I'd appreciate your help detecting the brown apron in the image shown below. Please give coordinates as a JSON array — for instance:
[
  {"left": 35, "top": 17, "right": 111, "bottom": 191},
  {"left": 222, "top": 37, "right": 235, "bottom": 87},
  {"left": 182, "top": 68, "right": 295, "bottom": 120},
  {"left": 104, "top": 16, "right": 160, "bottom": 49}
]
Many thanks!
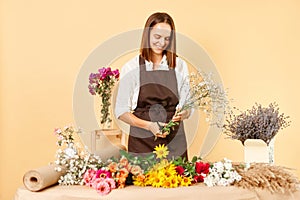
[{"left": 128, "top": 55, "right": 188, "bottom": 159}]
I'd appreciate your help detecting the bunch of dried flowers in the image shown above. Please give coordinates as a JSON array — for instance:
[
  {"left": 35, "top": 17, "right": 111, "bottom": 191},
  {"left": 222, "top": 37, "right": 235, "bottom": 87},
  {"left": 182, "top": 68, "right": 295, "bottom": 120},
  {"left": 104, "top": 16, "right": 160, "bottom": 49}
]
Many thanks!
[
  {"left": 223, "top": 102, "right": 291, "bottom": 145},
  {"left": 234, "top": 163, "right": 299, "bottom": 193}
]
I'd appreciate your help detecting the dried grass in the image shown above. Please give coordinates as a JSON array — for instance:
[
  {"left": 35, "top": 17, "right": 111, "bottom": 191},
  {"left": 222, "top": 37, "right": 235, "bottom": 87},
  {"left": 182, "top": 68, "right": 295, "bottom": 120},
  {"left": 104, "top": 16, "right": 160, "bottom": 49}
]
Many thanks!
[{"left": 233, "top": 163, "right": 299, "bottom": 194}]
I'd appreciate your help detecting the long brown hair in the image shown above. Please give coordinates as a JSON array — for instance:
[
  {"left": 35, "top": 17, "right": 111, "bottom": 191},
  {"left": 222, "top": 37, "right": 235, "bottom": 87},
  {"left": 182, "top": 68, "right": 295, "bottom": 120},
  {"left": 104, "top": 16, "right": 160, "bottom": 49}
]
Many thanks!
[{"left": 140, "top": 12, "right": 177, "bottom": 68}]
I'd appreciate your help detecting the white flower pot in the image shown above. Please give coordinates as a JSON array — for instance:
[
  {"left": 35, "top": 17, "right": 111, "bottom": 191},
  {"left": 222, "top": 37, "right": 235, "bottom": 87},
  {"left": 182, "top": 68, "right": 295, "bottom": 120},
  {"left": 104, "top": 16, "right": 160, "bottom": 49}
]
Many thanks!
[{"left": 244, "top": 139, "right": 274, "bottom": 164}]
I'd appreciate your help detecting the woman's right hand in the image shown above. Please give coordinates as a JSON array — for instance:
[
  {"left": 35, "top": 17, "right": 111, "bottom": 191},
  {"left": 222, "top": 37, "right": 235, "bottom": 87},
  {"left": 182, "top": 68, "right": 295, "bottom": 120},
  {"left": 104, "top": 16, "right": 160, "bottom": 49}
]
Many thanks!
[{"left": 148, "top": 122, "right": 167, "bottom": 138}]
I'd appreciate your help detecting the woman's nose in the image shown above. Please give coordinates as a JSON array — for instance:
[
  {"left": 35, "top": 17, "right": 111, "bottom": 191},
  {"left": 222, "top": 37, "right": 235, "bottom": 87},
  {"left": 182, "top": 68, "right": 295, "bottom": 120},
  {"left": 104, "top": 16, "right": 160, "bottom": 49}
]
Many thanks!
[{"left": 158, "top": 38, "right": 166, "bottom": 46}]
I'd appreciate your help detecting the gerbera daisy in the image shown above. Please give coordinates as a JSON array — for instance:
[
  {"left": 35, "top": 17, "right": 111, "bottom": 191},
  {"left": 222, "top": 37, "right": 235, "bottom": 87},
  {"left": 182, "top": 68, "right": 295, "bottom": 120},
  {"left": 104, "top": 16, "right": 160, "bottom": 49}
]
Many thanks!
[
  {"left": 96, "top": 169, "right": 111, "bottom": 179},
  {"left": 153, "top": 144, "right": 169, "bottom": 159}
]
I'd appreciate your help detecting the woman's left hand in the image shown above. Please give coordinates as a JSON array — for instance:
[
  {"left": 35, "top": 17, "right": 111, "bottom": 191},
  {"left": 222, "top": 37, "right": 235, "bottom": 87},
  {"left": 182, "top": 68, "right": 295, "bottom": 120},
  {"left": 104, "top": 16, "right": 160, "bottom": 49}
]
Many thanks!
[{"left": 172, "top": 109, "right": 190, "bottom": 122}]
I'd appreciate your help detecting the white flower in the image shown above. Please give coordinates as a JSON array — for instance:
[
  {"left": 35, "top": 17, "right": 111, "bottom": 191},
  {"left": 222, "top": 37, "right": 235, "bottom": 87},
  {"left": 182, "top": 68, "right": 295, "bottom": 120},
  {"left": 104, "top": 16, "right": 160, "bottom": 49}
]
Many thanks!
[{"left": 55, "top": 167, "right": 62, "bottom": 172}]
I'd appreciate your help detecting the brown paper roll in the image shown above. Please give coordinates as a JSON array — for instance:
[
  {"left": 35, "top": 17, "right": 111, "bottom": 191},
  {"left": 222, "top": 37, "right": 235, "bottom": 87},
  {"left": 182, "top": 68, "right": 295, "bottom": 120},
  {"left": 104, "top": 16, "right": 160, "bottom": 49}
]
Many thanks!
[{"left": 23, "top": 164, "right": 65, "bottom": 192}]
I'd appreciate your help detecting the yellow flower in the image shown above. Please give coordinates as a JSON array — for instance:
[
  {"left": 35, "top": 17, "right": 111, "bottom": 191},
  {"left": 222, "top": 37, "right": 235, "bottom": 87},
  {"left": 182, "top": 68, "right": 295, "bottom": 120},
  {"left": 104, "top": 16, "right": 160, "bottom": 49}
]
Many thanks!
[
  {"left": 151, "top": 175, "right": 163, "bottom": 188},
  {"left": 133, "top": 174, "right": 147, "bottom": 187},
  {"left": 180, "top": 176, "right": 192, "bottom": 186},
  {"left": 169, "top": 176, "right": 179, "bottom": 188},
  {"left": 162, "top": 179, "right": 172, "bottom": 188},
  {"left": 153, "top": 144, "right": 169, "bottom": 159},
  {"left": 152, "top": 159, "right": 169, "bottom": 171}
]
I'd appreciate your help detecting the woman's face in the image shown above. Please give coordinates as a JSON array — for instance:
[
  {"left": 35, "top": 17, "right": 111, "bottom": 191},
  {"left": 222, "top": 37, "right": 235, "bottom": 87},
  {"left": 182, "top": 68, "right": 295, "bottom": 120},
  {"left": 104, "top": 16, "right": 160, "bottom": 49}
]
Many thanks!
[{"left": 149, "top": 22, "right": 172, "bottom": 56}]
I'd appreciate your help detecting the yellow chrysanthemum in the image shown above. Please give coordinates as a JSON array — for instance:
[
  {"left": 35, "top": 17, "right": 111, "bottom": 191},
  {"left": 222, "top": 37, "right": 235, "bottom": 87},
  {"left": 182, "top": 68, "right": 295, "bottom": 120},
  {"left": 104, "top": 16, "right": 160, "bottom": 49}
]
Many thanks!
[
  {"left": 151, "top": 175, "right": 163, "bottom": 187},
  {"left": 166, "top": 163, "right": 177, "bottom": 174},
  {"left": 169, "top": 176, "right": 179, "bottom": 188},
  {"left": 153, "top": 144, "right": 169, "bottom": 159},
  {"left": 162, "top": 179, "right": 172, "bottom": 188},
  {"left": 180, "top": 176, "right": 192, "bottom": 186}
]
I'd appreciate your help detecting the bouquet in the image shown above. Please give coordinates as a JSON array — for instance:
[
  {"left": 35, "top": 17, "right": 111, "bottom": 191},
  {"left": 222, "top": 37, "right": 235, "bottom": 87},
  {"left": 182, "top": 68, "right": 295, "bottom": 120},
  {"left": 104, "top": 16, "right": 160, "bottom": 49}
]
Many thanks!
[
  {"left": 88, "top": 67, "right": 119, "bottom": 128},
  {"left": 223, "top": 102, "right": 291, "bottom": 145},
  {"left": 161, "top": 71, "right": 228, "bottom": 136},
  {"left": 54, "top": 126, "right": 103, "bottom": 185}
]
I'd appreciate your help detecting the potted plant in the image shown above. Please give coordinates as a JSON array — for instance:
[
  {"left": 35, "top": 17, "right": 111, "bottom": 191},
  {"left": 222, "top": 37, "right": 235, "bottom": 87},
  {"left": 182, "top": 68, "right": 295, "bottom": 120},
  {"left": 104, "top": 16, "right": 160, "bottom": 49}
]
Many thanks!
[{"left": 223, "top": 102, "right": 290, "bottom": 163}]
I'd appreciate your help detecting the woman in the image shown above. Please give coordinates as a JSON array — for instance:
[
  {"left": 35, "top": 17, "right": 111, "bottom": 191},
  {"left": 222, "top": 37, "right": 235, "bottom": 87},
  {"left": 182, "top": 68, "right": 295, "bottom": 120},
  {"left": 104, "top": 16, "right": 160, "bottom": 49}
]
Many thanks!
[{"left": 115, "top": 12, "right": 191, "bottom": 159}]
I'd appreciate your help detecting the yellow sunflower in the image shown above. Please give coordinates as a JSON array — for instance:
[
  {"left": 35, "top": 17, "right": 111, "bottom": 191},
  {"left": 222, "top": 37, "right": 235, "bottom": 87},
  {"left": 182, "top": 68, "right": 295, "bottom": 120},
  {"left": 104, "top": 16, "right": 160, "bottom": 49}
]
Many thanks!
[
  {"left": 162, "top": 179, "right": 172, "bottom": 188},
  {"left": 153, "top": 144, "right": 169, "bottom": 159},
  {"left": 180, "top": 176, "right": 192, "bottom": 186},
  {"left": 168, "top": 175, "right": 179, "bottom": 188},
  {"left": 151, "top": 174, "right": 163, "bottom": 187}
]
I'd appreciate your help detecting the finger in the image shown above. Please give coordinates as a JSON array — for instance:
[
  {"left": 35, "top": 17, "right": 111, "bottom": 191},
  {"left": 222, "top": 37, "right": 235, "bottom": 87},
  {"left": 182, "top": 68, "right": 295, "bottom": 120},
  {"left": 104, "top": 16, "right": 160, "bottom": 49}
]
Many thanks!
[
  {"left": 172, "top": 116, "right": 181, "bottom": 122},
  {"left": 156, "top": 134, "right": 166, "bottom": 138}
]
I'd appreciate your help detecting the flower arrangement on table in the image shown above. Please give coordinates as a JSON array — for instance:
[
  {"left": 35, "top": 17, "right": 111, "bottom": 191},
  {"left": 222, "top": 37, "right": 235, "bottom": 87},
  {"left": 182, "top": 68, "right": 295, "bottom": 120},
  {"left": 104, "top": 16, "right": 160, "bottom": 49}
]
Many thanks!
[
  {"left": 53, "top": 125, "right": 299, "bottom": 196},
  {"left": 88, "top": 67, "right": 120, "bottom": 128},
  {"left": 161, "top": 71, "right": 228, "bottom": 137},
  {"left": 222, "top": 102, "right": 291, "bottom": 145},
  {"left": 54, "top": 126, "right": 103, "bottom": 185}
]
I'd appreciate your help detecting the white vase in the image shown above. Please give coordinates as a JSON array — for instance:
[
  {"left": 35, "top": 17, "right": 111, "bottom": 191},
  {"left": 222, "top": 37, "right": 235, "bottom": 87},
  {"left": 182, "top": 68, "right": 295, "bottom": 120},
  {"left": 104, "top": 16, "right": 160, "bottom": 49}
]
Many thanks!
[{"left": 244, "top": 139, "right": 274, "bottom": 164}]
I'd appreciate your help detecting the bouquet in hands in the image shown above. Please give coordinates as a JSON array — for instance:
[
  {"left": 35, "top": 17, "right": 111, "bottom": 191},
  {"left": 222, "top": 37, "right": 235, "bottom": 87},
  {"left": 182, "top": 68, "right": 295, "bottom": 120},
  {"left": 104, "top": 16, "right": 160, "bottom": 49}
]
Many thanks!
[{"left": 160, "top": 71, "right": 228, "bottom": 136}]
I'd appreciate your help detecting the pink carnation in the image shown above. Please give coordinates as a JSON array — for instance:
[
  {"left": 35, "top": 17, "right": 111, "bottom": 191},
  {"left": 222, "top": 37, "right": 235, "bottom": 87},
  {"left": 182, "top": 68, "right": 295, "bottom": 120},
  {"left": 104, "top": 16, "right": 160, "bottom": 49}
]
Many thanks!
[
  {"left": 94, "top": 180, "right": 111, "bottom": 196},
  {"left": 83, "top": 169, "right": 97, "bottom": 187}
]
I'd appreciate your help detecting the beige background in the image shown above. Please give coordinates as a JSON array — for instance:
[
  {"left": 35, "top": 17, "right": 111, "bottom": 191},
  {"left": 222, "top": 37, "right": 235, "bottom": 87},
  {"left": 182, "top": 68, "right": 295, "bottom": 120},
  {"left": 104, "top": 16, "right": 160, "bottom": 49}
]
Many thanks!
[{"left": 1, "top": 0, "right": 300, "bottom": 199}]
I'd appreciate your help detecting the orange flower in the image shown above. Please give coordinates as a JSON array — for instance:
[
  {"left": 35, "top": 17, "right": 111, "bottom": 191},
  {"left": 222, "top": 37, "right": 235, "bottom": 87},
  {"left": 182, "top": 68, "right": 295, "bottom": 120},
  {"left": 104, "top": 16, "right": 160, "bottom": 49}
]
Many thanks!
[
  {"left": 108, "top": 162, "right": 118, "bottom": 173},
  {"left": 118, "top": 168, "right": 129, "bottom": 177}
]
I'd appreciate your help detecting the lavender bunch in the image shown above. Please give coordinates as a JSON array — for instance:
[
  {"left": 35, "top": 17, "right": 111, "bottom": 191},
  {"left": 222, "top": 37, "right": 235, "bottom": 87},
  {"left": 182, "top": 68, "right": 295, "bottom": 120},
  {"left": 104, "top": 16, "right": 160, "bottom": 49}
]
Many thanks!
[{"left": 223, "top": 102, "right": 291, "bottom": 145}]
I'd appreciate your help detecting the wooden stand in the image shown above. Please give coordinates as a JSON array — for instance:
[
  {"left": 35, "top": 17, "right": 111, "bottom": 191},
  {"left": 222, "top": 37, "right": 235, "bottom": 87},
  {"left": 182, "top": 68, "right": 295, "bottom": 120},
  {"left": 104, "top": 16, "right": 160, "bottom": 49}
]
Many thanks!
[{"left": 90, "top": 129, "right": 125, "bottom": 153}]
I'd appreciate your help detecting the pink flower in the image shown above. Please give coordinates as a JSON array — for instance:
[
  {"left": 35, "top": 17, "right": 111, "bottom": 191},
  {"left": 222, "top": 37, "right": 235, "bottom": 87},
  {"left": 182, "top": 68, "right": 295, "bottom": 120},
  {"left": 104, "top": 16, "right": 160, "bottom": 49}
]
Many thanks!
[
  {"left": 175, "top": 166, "right": 185, "bottom": 175},
  {"left": 113, "top": 69, "right": 120, "bottom": 78},
  {"left": 54, "top": 128, "right": 62, "bottom": 135},
  {"left": 105, "top": 178, "right": 116, "bottom": 189},
  {"left": 83, "top": 169, "right": 97, "bottom": 187},
  {"left": 94, "top": 180, "right": 111, "bottom": 196},
  {"left": 96, "top": 169, "right": 111, "bottom": 179}
]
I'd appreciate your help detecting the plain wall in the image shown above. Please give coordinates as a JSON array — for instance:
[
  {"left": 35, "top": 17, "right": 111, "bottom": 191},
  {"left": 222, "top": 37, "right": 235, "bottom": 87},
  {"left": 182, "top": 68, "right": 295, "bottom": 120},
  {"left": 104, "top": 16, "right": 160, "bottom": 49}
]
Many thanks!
[{"left": 1, "top": 0, "right": 300, "bottom": 199}]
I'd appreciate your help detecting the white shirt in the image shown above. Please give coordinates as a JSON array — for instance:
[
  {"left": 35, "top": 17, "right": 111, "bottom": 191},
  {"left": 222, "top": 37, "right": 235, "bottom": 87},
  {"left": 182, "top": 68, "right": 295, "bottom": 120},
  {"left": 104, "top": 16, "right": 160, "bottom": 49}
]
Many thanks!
[{"left": 115, "top": 54, "right": 190, "bottom": 119}]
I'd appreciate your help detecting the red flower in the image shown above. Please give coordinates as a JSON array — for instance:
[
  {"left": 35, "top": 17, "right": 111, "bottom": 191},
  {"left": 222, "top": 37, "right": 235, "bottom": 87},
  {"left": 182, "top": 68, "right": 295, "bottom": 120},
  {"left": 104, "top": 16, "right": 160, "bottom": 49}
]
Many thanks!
[
  {"left": 175, "top": 166, "right": 185, "bottom": 175},
  {"left": 194, "top": 175, "right": 204, "bottom": 183},
  {"left": 195, "top": 162, "right": 210, "bottom": 175}
]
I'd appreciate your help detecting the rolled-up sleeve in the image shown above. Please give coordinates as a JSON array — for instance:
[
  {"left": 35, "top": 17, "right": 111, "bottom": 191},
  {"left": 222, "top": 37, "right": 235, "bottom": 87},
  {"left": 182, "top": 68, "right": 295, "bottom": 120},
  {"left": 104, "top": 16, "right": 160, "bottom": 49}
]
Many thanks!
[
  {"left": 176, "top": 58, "right": 195, "bottom": 117},
  {"left": 114, "top": 56, "right": 139, "bottom": 119}
]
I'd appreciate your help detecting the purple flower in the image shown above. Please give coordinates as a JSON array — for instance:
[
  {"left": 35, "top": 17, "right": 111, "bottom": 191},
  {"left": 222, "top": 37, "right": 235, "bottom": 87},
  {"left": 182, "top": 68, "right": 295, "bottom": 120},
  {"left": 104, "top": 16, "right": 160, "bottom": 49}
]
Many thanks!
[
  {"left": 89, "top": 73, "right": 97, "bottom": 84},
  {"left": 88, "top": 85, "right": 96, "bottom": 95}
]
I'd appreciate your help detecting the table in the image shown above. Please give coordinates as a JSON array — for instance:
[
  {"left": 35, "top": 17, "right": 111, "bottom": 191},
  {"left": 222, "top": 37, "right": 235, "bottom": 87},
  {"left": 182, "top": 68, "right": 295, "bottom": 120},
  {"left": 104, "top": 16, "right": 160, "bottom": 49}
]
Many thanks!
[{"left": 14, "top": 184, "right": 300, "bottom": 200}]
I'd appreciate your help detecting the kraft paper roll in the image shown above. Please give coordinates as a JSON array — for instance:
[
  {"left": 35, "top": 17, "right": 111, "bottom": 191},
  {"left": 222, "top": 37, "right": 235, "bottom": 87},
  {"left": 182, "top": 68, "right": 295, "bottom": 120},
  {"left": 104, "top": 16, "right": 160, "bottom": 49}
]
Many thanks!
[{"left": 23, "top": 164, "right": 65, "bottom": 192}]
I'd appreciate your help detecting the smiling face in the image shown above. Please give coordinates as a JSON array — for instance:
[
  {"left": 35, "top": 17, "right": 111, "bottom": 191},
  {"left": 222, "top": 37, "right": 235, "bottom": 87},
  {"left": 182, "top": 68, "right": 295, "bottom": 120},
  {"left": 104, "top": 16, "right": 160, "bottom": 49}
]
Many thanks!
[{"left": 149, "top": 22, "right": 172, "bottom": 56}]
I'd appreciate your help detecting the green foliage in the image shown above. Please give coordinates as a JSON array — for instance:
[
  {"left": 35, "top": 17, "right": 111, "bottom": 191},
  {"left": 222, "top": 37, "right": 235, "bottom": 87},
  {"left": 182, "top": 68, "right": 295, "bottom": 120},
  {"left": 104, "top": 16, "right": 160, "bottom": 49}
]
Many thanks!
[{"left": 119, "top": 150, "right": 157, "bottom": 173}]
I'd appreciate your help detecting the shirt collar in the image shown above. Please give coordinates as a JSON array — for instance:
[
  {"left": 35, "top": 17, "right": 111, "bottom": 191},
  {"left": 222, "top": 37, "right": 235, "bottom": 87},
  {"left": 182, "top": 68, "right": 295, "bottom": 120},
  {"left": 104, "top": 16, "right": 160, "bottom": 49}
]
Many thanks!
[{"left": 145, "top": 55, "right": 168, "bottom": 71}]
